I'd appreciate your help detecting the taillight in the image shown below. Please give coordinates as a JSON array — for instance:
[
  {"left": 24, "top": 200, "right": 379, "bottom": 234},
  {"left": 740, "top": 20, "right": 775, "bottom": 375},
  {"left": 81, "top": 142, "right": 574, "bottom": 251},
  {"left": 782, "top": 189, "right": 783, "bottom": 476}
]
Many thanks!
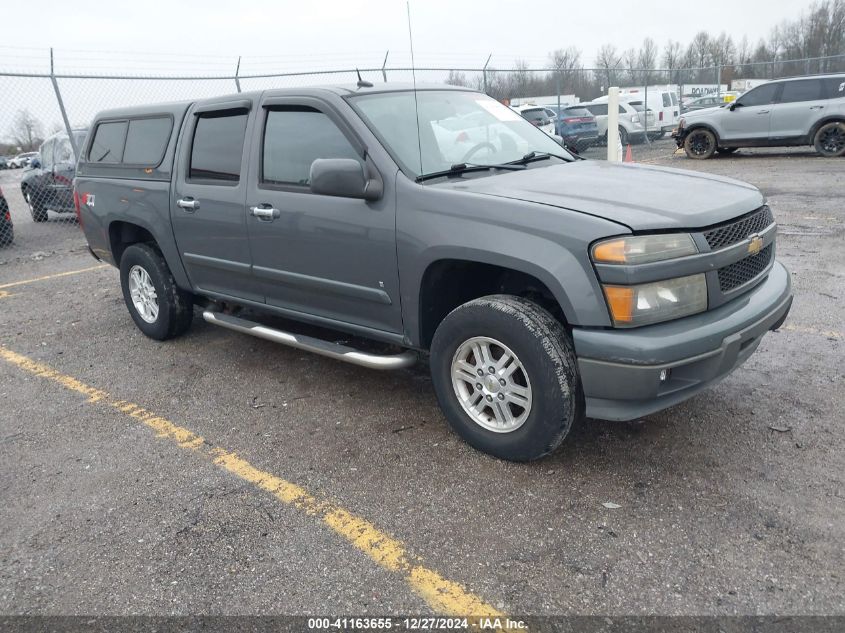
[
  {"left": 3, "top": 210, "right": 10, "bottom": 222},
  {"left": 455, "top": 131, "right": 469, "bottom": 143},
  {"left": 73, "top": 185, "right": 83, "bottom": 228},
  {"left": 659, "top": 112, "right": 664, "bottom": 121}
]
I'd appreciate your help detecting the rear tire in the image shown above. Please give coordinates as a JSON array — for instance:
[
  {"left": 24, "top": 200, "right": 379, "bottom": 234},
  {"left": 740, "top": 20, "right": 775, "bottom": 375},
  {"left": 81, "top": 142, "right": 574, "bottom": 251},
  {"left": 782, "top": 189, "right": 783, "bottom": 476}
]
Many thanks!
[
  {"left": 119, "top": 243, "right": 194, "bottom": 341},
  {"left": 813, "top": 121, "right": 845, "bottom": 157},
  {"left": 618, "top": 126, "right": 629, "bottom": 146},
  {"left": 430, "top": 295, "right": 583, "bottom": 462},
  {"left": 25, "top": 189, "right": 48, "bottom": 222},
  {"left": 684, "top": 128, "right": 717, "bottom": 159}
]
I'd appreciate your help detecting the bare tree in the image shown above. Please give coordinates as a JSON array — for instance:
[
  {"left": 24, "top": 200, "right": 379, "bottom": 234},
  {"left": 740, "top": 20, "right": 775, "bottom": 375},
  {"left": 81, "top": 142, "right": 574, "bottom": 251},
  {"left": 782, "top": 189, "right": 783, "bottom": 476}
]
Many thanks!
[
  {"left": 548, "top": 46, "right": 583, "bottom": 95},
  {"left": 662, "top": 40, "right": 684, "bottom": 84},
  {"left": 445, "top": 70, "right": 469, "bottom": 87},
  {"left": 595, "top": 43, "right": 622, "bottom": 90},
  {"left": 623, "top": 47, "right": 639, "bottom": 84},
  {"left": 9, "top": 110, "right": 44, "bottom": 152},
  {"left": 637, "top": 37, "right": 659, "bottom": 84},
  {"left": 509, "top": 59, "right": 534, "bottom": 98}
]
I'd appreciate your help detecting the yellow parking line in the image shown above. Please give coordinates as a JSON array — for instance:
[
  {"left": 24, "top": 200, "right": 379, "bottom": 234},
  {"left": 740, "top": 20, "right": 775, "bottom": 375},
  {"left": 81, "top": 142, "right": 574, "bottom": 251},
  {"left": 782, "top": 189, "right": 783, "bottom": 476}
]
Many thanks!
[
  {"left": 0, "top": 344, "right": 503, "bottom": 618},
  {"left": 0, "top": 264, "right": 109, "bottom": 290}
]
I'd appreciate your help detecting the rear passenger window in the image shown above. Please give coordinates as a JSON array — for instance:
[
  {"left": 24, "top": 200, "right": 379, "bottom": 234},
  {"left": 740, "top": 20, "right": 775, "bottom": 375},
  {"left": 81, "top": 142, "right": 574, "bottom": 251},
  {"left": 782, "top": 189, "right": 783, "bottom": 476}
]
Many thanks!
[
  {"left": 670, "top": 93, "right": 678, "bottom": 106},
  {"left": 123, "top": 117, "right": 172, "bottom": 165},
  {"left": 823, "top": 77, "right": 845, "bottom": 98},
  {"left": 779, "top": 79, "right": 823, "bottom": 103},
  {"left": 190, "top": 110, "right": 248, "bottom": 182},
  {"left": 262, "top": 108, "right": 361, "bottom": 186},
  {"left": 662, "top": 93, "right": 671, "bottom": 107},
  {"left": 89, "top": 121, "right": 127, "bottom": 163}
]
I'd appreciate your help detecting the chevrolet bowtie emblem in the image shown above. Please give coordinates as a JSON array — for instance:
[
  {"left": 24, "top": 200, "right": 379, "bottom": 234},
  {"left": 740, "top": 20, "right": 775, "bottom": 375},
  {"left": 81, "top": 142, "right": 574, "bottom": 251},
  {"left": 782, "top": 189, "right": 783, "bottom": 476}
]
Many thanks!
[{"left": 747, "top": 235, "right": 763, "bottom": 255}]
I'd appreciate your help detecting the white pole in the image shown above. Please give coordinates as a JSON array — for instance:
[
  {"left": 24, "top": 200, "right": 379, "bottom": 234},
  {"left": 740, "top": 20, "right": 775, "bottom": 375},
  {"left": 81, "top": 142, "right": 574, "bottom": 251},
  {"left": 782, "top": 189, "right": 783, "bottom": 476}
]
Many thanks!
[{"left": 607, "top": 86, "right": 621, "bottom": 162}]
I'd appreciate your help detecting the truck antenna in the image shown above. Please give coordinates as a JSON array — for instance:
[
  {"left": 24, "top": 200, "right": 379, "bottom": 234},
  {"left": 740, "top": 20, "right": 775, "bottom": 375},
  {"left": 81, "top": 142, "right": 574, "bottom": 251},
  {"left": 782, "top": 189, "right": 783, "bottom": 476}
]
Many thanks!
[
  {"left": 356, "top": 68, "right": 373, "bottom": 89},
  {"left": 406, "top": 1, "right": 424, "bottom": 180}
]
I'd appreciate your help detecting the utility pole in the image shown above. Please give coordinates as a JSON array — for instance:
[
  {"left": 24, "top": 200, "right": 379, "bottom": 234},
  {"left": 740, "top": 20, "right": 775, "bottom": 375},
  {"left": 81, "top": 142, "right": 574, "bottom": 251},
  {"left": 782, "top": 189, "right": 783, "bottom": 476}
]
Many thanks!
[
  {"left": 482, "top": 54, "right": 492, "bottom": 94},
  {"left": 49, "top": 48, "right": 78, "bottom": 160}
]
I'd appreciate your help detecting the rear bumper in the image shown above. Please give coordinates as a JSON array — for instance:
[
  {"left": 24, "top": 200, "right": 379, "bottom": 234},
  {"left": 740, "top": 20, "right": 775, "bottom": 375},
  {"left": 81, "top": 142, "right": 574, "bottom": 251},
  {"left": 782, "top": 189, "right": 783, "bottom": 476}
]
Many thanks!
[
  {"left": 564, "top": 133, "right": 598, "bottom": 143},
  {"left": 572, "top": 261, "right": 792, "bottom": 421}
]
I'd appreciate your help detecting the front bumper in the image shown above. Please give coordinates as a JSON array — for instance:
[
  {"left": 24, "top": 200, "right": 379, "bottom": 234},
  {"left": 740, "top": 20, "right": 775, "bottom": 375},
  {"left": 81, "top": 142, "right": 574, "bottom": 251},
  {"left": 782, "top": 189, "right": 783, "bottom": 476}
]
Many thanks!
[{"left": 572, "top": 261, "right": 792, "bottom": 421}]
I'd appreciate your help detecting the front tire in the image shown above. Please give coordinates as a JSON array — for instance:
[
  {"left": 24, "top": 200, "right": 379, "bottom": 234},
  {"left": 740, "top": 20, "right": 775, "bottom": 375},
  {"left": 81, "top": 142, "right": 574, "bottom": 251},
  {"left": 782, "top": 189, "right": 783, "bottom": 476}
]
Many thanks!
[
  {"left": 119, "top": 243, "right": 193, "bottom": 341},
  {"left": 618, "top": 126, "right": 629, "bottom": 146},
  {"left": 684, "top": 128, "right": 717, "bottom": 159},
  {"left": 430, "top": 295, "right": 583, "bottom": 462},
  {"left": 813, "top": 121, "right": 845, "bottom": 157}
]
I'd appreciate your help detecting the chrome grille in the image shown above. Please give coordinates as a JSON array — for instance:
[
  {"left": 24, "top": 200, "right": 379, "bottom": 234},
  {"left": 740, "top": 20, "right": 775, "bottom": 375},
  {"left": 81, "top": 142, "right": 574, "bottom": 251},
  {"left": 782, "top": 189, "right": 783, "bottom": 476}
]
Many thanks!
[
  {"left": 704, "top": 206, "right": 774, "bottom": 250},
  {"left": 718, "top": 245, "right": 773, "bottom": 292}
]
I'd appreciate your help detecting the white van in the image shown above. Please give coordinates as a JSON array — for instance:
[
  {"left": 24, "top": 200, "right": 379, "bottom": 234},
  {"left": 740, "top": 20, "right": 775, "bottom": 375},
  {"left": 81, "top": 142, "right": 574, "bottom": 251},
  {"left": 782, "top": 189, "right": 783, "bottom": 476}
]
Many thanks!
[{"left": 593, "top": 87, "right": 680, "bottom": 138}]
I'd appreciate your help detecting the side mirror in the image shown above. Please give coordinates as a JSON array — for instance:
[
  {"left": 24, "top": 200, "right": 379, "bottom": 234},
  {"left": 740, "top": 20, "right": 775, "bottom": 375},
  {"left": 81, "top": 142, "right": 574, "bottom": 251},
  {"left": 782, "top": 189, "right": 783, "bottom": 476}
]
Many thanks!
[
  {"left": 729, "top": 103, "right": 738, "bottom": 111},
  {"left": 310, "top": 158, "right": 382, "bottom": 201},
  {"left": 30, "top": 157, "right": 41, "bottom": 169}
]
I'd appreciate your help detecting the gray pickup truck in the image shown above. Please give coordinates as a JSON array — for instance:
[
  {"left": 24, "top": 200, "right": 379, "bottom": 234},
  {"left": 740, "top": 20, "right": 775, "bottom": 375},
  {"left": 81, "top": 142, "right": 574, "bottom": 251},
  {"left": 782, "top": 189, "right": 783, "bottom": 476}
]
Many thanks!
[{"left": 76, "top": 83, "right": 792, "bottom": 461}]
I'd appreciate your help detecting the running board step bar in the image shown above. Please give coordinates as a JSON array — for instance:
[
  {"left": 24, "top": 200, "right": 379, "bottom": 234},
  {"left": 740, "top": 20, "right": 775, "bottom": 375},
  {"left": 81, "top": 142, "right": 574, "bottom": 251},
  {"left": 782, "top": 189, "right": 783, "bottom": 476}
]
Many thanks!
[{"left": 202, "top": 310, "right": 417, "bottom": 370}]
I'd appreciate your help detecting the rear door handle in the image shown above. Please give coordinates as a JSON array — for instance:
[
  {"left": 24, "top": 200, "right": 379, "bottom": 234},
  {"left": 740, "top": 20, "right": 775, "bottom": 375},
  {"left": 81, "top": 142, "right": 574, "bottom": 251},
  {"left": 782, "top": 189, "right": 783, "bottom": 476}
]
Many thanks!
[
  {"left": 810, "top": 105, "right": 824, "bottom": 110},
  {"left": 757, "top": 110, "right": 770, "bottom": 114},
  {"left": 177, "top": 198, "right": 200, "bottom": 211},
  {"left": 250, "top": 205, "right": 280, "bottom": 221}
]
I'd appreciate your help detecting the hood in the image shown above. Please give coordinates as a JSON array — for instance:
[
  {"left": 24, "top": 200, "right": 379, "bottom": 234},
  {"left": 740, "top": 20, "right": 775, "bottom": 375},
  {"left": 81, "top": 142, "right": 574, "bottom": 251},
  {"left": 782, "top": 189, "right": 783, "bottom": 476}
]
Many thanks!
[
  {"left": 437, "top": 160, "right": 763, "bottom": 231},
  {"left": 681, "top": 104, "right": 728, "bottom": 120}
]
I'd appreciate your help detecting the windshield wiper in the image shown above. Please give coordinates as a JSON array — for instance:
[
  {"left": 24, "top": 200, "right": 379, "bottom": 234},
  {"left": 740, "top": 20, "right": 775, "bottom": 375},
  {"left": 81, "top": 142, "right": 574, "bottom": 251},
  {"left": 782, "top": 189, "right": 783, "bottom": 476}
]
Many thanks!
[
  {"left": 508, "top": 151, "right": 576, "bottom": 166},
  {"left": 415, "top": 162, "right": 525, "bottom": 183}
]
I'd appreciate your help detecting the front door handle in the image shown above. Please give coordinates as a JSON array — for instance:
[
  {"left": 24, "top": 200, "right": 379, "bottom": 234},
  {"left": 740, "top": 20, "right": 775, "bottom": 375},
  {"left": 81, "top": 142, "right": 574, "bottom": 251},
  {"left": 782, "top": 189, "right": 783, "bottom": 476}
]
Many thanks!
[
  {"left": 810, "top": 105, "right": 824, "bottom": 110},
  {"left": 757, "top": 110, "right": 770, "bottom": 114},
  {"left": 177, "top": 198, "right": 200, "bottom": 211},
  {"left": 250, "top": 205, "right": 280, "bottom": 221}
]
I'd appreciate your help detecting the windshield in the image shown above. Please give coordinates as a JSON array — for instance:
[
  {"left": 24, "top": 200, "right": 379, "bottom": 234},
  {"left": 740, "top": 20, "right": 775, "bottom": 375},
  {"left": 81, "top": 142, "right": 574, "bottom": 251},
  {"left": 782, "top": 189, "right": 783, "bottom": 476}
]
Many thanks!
[{"left": 351, "top": 90, "right": 571, "bottom": 178}]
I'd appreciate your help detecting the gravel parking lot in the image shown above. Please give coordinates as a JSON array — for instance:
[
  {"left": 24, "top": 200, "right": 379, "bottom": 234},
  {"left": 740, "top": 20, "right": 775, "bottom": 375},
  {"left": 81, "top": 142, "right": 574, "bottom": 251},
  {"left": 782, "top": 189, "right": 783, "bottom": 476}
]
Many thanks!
[{"left": 1, "top": 141, "right": 843, "bottom": 617}]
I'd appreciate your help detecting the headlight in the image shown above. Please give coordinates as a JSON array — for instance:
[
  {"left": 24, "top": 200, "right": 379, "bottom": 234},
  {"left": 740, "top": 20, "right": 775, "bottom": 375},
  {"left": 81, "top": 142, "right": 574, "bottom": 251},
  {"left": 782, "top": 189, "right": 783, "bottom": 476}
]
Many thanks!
[
  {"left": 602, "top": 274, "right": 708, "bottom": 327},
  {"left": 592, "top": 233, "right": 698, "bottom": 265}
]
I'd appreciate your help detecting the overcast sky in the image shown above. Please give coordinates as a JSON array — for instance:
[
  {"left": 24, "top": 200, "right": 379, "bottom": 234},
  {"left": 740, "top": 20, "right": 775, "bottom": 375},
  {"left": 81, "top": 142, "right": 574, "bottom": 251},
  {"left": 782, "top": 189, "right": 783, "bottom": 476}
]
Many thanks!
[{"left": 0, "top": 0, "right": 814, "bottom": 74}]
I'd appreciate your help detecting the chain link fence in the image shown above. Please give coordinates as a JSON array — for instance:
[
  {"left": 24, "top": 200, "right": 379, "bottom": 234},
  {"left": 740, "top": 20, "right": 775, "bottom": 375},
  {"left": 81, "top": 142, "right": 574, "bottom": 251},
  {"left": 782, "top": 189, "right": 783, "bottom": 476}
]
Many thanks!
[{"left": 2, "top": 49, "right": 844, "bottom": 259}]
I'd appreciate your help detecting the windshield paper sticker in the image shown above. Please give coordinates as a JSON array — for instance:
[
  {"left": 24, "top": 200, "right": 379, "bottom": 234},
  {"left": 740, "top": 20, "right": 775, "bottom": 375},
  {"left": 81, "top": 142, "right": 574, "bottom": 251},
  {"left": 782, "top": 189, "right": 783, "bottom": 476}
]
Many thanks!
[{"left": 476, "top": 99, "right": 524, "bottom": 122}]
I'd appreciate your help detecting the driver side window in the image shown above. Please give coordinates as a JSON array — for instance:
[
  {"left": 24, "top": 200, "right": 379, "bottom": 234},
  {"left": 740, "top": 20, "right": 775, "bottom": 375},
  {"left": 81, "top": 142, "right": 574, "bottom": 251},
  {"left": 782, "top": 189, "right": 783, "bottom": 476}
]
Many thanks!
[
  {"left": 737, "top": 83, "right": 779, "bottom": 107},
  {"left": 262, "top": 107, "right": 361, "bottom": 187}
]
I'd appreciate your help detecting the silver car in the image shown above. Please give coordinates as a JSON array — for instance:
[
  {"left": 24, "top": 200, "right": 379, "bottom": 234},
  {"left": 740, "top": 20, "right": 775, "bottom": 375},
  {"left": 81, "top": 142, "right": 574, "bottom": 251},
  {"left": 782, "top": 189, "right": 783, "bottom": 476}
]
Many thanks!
[{"left": 673, "top": 74, "right": 845, "bottom": 159}]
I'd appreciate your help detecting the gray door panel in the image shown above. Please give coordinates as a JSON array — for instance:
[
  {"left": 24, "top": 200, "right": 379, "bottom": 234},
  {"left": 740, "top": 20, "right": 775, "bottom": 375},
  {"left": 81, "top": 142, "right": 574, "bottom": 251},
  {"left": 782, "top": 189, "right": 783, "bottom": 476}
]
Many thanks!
[
  {"left": 171, "top": 104, "right": 263, "bottom": 302},
  {"left": 245, "top": 101, "right": 402, "bottom": 334},
  {"left": 720, "top": 106, "right": 772, "bottom": 140},
  {"left": 721, "top": 82, "right": 780, "bottom": 141},
  {"left": 770, "top": 78, "right": 826, "bottom": 139}
]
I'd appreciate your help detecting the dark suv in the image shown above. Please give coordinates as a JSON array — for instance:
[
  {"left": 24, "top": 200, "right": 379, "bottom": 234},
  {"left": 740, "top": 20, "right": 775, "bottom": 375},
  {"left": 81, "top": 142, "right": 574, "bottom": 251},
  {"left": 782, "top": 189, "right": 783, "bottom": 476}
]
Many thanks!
[
  {"left": 21, "top": 129, "right": 87, "bottom": 222},
  {"left": 550, "top": 105, "right": 599, "bottom": 152}
]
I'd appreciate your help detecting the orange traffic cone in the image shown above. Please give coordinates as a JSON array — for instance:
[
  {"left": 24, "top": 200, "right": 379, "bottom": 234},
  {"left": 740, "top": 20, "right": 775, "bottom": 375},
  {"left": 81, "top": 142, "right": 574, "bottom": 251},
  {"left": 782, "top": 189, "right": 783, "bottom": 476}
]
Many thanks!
[{"left": 624, "top": 144, "right": 633, "bottom": 163}]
